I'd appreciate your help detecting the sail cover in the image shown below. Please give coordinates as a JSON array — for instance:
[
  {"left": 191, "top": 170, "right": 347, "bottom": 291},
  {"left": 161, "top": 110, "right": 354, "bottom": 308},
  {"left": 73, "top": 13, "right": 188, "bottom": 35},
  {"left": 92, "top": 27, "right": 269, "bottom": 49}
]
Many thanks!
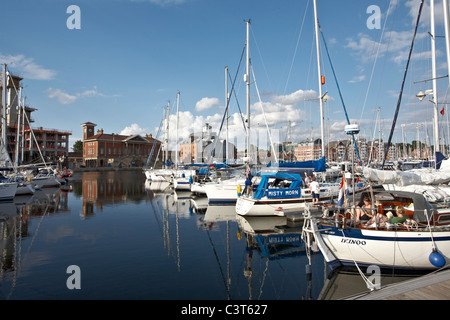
[{"left": 363, "top": 159, "right": 450, "bottom": 186}]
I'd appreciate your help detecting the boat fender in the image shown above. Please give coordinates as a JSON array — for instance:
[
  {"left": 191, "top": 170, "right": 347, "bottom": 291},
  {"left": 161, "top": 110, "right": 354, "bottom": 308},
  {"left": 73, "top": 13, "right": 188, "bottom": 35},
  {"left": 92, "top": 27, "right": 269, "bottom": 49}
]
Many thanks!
[
  {"left": 429, "top": 250, "right": 446, "bottom": 268},
  {"left": 237, "top": 184, "right": 241, "bottom": 197}
]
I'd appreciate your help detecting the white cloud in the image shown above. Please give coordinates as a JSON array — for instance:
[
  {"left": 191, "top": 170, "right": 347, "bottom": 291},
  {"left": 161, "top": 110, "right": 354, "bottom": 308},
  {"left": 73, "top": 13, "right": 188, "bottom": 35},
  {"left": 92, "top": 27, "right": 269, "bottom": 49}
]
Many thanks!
[
  {"left": 195, "top": 97, "right": 221, "bottom": 112},
  {"left": 348, "top": 75, "right": 366, "bottom": 83},
  {"left": 0, "top": 53, "right": 56, "bottom": 80},
  {"left": 346, "top": 31, "right": 428, "bottom": 65},
  {"left": 156, "top": 88, "right": 326, "bottom": 151},
  {"left": 46, "top": 88, "right": 77, "bottom": 104},
  {"left": 120, "top": 123, "right": 149, "bottom": 136},
  {"left": 270, "top": 89, "right": 318, "bottom": 105},
  {"left": 46, "top": 86, "right": 108, "bottom": 104},
  {"left": 405, "top": 0, "right": 446, "bottom": 26}
]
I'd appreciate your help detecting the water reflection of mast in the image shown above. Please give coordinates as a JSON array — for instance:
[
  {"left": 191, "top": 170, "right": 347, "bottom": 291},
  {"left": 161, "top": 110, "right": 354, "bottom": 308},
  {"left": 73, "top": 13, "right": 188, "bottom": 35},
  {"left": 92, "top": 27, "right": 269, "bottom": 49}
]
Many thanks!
[
  {"left": 175, "top": 196, "right": 180, "bottom": 271},
  {"left": 206, "top": 227, "right": 231, "bottom": 299},
  {"left": 244, "top": 235, "right": 253, "bottom": 300},
  {"left": 203, "top": 206, "right": 234, "bottom": 299},
  {"left": 154, "top": 193, "right": 182, "bottom": 271},
  {"left": 7, "top": 195, "right": 56, "bottom": 298}
]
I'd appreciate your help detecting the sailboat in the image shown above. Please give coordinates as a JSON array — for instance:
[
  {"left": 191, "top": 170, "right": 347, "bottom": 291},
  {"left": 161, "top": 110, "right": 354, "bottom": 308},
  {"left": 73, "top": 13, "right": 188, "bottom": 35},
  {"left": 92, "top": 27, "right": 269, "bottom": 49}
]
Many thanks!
[
  {"left": 361, "top": 0, "right": 450, "bottom": 203},
  {"left": 302, "top": 0, "right": 450, "bottom": 272},
  {"left": 302, "top": 188, "right": 450, "bottom": 271},
  {"left": 235, "top": 2, "right": 358, "bottom": 215}
]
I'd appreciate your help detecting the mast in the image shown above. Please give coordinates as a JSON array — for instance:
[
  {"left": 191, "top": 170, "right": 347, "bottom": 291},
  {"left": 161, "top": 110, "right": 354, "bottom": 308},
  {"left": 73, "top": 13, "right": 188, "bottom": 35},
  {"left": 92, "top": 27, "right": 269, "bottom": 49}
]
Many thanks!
[
  {"left": 176, "top": 91, "right": 180, "bottom": 168},
  {"left": 15, "top": 86, "right": 22, "bottom": 167},
  {"left": 245, "top": 19, "right": 251, "bottom": 160},
  {"left": 431, "top": 0, "right": 440, "bottom": 153},
  {"left": 313, "top": 0, "right": 325, "bottom": 157},
  {"left": 164, "top": 101, "right": 170, "bottom": 168},
  {"left": 225, "top": 66, "right": 229, "bottom": 164},
  {"left": 444, "top": 0, "right": 450, "bottom": 87},
  {"left": 1, "top": 64, "right": 7, "bottom": 147},
  {"left": 21, "top": 97, "right": 25, "bottom": 162}
]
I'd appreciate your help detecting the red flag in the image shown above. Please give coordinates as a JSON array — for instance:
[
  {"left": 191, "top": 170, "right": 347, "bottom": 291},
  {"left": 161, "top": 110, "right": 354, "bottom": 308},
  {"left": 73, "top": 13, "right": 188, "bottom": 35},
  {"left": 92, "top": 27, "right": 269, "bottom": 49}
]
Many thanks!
[{"left": 441, "top": 107, "right": 445, "bottom": 116}]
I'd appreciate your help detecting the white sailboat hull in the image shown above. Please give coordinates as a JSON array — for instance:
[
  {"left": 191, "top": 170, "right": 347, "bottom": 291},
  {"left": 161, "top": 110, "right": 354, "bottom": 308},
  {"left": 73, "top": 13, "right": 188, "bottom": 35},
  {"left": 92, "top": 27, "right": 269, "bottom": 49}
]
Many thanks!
[
  {"left": 16, "top": 183, "right": 35, "bottom": 195},
  {"left": 235, "top": 196, "right": 308, "bottom": 216},
  {"left": 204, "top": 179, "right": 245, "bottom": 204},
  {"left": 314, "top": 223, "right": 450, "bottom": 270},
  {"left": 173, "top": 178, "right": 191, "bottom": 191},
  {"left": 32, "top": 175, "right": 60, "bottom": 188},
  {"left": 191, "top": 182, "right": 206, "bottom": 194},
  {"left": 0, "top": 182, "right": 18, "bottom": 201}
]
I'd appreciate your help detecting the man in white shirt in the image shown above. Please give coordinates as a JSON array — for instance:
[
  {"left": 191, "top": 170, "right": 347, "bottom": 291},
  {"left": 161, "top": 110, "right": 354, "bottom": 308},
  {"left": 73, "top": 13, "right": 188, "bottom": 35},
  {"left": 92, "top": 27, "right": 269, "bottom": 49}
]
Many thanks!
[{"left": 309, "top": 176, "right": 320, "bottom": 205}]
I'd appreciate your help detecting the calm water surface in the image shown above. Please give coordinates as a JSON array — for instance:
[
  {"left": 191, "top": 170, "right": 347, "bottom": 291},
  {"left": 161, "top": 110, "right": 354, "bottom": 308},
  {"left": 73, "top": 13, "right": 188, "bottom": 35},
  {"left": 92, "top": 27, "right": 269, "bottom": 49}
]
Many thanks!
[{"left": 0, "top": 170, "right": 418, "bottom": 300}]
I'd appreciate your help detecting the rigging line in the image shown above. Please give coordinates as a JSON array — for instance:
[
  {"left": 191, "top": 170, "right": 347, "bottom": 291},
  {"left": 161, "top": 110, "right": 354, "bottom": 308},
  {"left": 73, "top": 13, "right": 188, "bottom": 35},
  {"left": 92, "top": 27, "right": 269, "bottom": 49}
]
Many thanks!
[
  {"left": 228, "top": 71, "right": 246, "bottom": 132},
  {"left": 283, "top": 0, "right": 310, "bottom": 94},
  {"left": 383, "top": 0, "right": 425, "bottom": 169},
  {"left": 146, "top": 117, "right": 163, "bottom": 168},
  {"left": 359, "top": 0, "right": 394, "bottom": 121},
  {"left": 251, "top": 65, "right": 279, "bottom": 163},
  {"left": 210, "top": 43, "right": 247, "bottom": 160},
  {"left": 318, "top": 23, "right": 362, "bottom": 164},
  {"left": 250, "top": 25, "right": 273, "bottom": 93}
]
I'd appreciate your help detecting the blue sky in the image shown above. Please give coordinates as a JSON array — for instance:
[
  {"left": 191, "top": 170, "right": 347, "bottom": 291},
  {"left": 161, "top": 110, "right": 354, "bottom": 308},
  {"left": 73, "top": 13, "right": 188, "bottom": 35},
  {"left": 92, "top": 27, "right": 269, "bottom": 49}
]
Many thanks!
[{"left": 2, "top": 0, "right": 450, "bottom": 152}]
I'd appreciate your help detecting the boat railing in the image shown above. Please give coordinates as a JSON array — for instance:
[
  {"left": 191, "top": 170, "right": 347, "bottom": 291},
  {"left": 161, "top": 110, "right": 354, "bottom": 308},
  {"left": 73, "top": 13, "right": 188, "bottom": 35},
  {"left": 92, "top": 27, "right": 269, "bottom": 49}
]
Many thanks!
[{"left": 315, "top": 204, "right": 425, "bottom": 231}]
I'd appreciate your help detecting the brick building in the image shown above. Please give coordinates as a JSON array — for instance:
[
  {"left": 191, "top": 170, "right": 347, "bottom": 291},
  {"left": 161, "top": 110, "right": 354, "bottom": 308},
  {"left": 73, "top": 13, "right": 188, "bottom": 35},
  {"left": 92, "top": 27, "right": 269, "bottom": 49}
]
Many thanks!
[
  {"left": 81, "top": 122, "right": 160, "bottom": 168},
  {"left": 1, "top": 70, "right": 71, "bottom": 166}
]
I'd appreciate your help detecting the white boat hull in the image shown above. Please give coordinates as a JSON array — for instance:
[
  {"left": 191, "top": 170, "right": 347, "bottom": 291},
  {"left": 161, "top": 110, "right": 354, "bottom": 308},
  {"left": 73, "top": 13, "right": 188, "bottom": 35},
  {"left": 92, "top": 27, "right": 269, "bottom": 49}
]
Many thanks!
[
  {"left": 204, "top": 179, "right": 245, "bottom": 204},
  {"left": 191, "top": 182, "right": 206, "bottom": 194},
  {"left": 0, "top": 182, "right": 18, "bottom": 201},
  {"left": 16, "top": 183, "right": 35, "bottom": 195},
  {"left": 32, "top": 176, "right": 60, "bottom": 188},
  {"left": 313, "top": 222, "right": 450, "bottom": 270},
  {"left": 236, "top": 196, "right": 308, "bottom": 216},
  {"left": 173, "top": 178, "right": 191, "bottom": 190}
]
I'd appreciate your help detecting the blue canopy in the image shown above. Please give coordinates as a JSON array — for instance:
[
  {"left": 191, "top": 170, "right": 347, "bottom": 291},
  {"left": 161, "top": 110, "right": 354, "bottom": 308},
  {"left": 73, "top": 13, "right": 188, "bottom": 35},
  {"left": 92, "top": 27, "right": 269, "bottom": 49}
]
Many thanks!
[
  {"left": 253, "top": 172, "right": 303, "bottom": 200},
  {"left": 267, "top": 157, "right": 326, "bottom": 172}
]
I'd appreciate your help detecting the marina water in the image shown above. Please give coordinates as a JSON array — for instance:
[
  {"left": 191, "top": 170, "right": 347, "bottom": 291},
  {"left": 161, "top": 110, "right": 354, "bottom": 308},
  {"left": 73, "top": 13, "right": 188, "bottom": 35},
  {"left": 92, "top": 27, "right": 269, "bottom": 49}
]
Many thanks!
[{"left": 0, "top": 170, "right": 419, "bottom": 300}]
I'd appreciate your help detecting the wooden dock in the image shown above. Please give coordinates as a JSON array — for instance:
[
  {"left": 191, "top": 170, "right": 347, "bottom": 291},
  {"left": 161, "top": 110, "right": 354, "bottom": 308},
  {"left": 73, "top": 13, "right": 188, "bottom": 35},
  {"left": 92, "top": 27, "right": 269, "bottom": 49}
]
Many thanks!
[{"left": 350, "top": 268, "right": 450, "bottom": 300}]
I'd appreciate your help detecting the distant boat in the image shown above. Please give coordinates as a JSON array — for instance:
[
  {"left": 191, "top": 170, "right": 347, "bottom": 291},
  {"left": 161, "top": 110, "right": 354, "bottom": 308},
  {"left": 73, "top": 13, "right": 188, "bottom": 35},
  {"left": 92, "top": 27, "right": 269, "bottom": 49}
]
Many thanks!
[{"left": 0, "top": 179, "right": 18, "bottom": 201}]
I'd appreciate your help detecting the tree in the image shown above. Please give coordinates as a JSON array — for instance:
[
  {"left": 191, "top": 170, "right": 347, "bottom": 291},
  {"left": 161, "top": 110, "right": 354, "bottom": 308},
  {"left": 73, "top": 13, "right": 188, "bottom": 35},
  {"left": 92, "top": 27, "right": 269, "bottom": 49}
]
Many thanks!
[{"left": 72, "top": 140, "right": 83, "bottom": 153}]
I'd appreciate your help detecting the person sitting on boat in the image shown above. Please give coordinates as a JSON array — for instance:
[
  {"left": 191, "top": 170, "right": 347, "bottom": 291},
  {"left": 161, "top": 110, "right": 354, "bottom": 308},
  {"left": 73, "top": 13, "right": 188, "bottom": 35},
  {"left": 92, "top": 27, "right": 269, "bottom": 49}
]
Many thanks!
[
  {"left": 355, "top": 197, "right": 375, "bottom": 222},
  {"left": 388, "top": 206, "right": 408, "bottom": 224},
  {"left": 363, "top": 210, "right": 388, "bottom": 228},
  {"left": 309, "top": 176, "right": 320, "bottom": 205}
]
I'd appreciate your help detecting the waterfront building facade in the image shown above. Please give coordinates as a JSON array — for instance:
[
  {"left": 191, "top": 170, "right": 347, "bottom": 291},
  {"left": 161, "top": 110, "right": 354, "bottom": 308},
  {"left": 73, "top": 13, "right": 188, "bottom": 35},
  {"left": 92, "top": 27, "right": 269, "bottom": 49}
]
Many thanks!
[
  {"left": 81, "top": 122, "right": 161, "bottom": 168},
  {"left": 1, "top": 72, "right": 71, "bottom": 166}
]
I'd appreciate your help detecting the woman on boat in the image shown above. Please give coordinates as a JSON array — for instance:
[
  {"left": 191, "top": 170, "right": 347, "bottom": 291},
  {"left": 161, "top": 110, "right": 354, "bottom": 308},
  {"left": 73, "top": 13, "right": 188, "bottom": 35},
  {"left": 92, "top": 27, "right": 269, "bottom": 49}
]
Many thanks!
[
  {"left": 355, "top": 197, "right": 375, "bottom": 222},
  {"left": 363, "top": 210, "right": 388, "bottom": 228}
]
